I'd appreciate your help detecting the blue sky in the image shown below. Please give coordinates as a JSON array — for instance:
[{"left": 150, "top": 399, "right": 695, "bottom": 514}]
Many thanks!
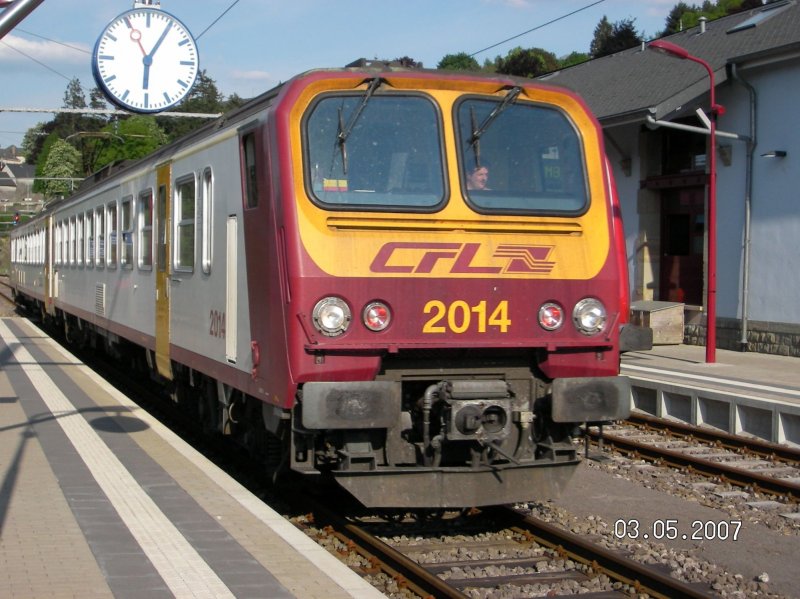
[{"left": 0, "top": 0, "right": 676, "bottom": 148}]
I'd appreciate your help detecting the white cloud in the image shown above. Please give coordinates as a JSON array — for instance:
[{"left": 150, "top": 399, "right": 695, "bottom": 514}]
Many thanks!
[
  {"left": 0, "top": 34, "right": 90, "bottom": 65},
  {"left": 230, "top": 69, "right": 273, "bottom": 81}
]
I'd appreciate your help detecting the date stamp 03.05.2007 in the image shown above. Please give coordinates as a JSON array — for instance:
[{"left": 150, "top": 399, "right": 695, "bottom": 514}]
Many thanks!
[{"left": 613, "top": 519, "right": 742, "bottom": 542}]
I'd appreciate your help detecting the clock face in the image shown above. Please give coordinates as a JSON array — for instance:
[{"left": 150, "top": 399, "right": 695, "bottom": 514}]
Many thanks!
[{"left": 93, "top": 8, "right": 199, "bottom": 113}]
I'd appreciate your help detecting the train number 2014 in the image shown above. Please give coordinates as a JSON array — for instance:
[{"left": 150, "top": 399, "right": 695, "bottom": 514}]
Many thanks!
[
  {"left": 423, "top": 300, "right": 510, "bottom": 334},
  {"left": 209, "top": 310, "right": 226, "bottom": 338}
]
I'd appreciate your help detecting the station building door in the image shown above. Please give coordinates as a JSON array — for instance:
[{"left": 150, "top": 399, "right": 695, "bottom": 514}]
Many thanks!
[{"left": 659, "top": 186, "right": 705, "bottom": 306}]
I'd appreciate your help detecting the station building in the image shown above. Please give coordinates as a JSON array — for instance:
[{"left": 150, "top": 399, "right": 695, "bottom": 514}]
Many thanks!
[{"left": 541, "top": 0, "right": 800, "bottom": 356}]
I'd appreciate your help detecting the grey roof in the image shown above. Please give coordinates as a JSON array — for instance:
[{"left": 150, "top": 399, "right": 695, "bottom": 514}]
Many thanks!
[{"left": 539, "top": 0, "right": 800, "bottom": 126}]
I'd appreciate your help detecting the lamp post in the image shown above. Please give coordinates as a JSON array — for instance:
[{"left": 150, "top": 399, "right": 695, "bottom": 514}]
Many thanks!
[{"left": 648, "top": 39, "right": 724, "bottom": 364}]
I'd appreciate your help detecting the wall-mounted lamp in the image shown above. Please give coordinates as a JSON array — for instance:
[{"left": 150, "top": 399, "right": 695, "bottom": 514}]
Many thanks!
[{"left": 760, "top": 150, "right": 787, "bottom": 158}]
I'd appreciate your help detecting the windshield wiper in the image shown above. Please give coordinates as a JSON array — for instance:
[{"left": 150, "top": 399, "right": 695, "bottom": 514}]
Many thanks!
[
  {"left": 468, "top": 86, "right": 522, "bottom": 165},
  {"left": 336, "top": 77, "right": 382, "bottom": 174}
]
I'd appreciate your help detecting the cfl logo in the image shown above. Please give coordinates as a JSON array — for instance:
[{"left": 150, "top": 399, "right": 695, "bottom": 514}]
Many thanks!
[{"left": 370, "top": 242, "right": 555, "bottom": 275}]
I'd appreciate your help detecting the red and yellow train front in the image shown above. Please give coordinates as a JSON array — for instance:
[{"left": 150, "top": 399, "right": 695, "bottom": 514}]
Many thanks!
[{"left": 272, "top": 70, "right": 633, "bottom": 508}]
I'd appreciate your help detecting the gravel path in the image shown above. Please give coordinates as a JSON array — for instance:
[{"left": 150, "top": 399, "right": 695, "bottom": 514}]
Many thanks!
[{"left": 536, "top": 458, "right": 800, "bottom": 597}]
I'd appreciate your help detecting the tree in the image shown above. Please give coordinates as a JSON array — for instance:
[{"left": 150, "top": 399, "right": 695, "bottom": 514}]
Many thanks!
[
  {"left": 560, "top": 51, "right": 590, "bottom": 68},
  {"left": 590, "top": 16, "right": 614, "bottom": 57},
  {"left": 92, "top": 116, "right": 169, "bottom": 172},
  {"left": 660, "top": 0, "right": 765, "bottom": 35},
  {"left": 394, "top": 56, "right": 422, "bottom": 68},
  {"left": 590, "top": 17, "right": 642, "bottom": 58},
  {"left": 437, "top": 52, "right": 481, "bottom": 71},
  {"left": 40, "top": 139, "right": 82, "bottom": 199},
  {"left": 157, "top": 70, "right": 224, "bottom": 141},
  {"left": 496, "top": 47, "right": 559, "bottom": 78},
  {"left": 20, "top": 123, "right": 45, "bottom": 160}
]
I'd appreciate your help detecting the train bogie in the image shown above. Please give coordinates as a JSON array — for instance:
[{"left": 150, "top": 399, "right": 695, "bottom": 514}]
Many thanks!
[{"left": 11, "top": 64, "right": 649, "bottom": 509}]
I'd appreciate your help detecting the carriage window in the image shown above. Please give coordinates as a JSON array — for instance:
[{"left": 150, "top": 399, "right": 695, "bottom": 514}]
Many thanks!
[
  {"left": 95, "top": 207, "right": 105, "bottom": 267},
  {"left": 456, "top": 96, "right": 588, "bottom": 215},
  {"left": 69, "top": 217, "right": 76, "bottom": 265},
  {"left": 201, "top": 167, "right": 213, "bottom": 274},
  {"left": 55, "top": 221, "right": 62, "bottom": 266},
  {"left": 242, "top": 132, "right": 259, "bottom": 209},
  {"left": 85, "top": 211, "right": 94, "bottom": 267},
  {"left": 121, "top": 196, "right": 134, "bottom": 268},
  {"left": 139, "top": 189, "right": 153, "bottom": 269},
  {"left": 107, "top": 201, "right": 118, "bottom": 268},
  {"left": 76, "top": 216, "right": 83, "bottom": 265},
  {"left": 305, "top": 93, "right": 445, "bottom": 210},
  {"left": 175, "top": 176, "right": 196, "bottom": 271}
]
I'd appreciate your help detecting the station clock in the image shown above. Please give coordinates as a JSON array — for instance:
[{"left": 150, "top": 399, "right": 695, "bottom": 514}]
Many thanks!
[{"left": 92, "top": 7, "right": 199, "bottom": 113}]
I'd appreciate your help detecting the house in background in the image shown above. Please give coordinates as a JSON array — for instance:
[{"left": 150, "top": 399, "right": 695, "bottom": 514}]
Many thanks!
[
  {"left": 1, "top": 147, "right": 44, "bottom": 222},
  {"left": 541, "top": 0, "right": 800, "bottom": 356}
]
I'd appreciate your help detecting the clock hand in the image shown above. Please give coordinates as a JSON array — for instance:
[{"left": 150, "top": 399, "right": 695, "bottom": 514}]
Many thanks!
[
  {"left": 142, "top": 21, "right": 172, "bottom": 91},
  {"left": 146, "top": 21, "right": 173, "bottom": 60},
  {"left": 129, "top": 27, "right": 147, "bottom": 56}
]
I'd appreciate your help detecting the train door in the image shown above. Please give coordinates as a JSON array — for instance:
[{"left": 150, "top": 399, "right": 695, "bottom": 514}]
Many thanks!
[
  {"left": 155, "top": 163, "right": 173, "bottom": 380},
  {"left": 226, "top": 215, "right": 238, "bottom": 363}
]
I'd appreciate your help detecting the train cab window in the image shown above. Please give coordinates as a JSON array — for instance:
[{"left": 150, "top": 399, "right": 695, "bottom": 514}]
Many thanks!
[
  {"left": 456, "top": 96, "right": 588, "bottom": 215},
  {"left": 175, "top": 176, "right": 196, "bottom": 271},
  {"left": 304, "top": 93, "right": 445, "bottom": 210},
  {"left": 138, "top": 189, "right": 153, "bottom": 269},
  {"left": 121, "top": 196, "right": 134, "bottom": 269},
  {"left": 241, "top": 132, "right": 259, "bottom": 209},
  {"left": 95, "top": 206, "right": 105, "bottom": 267},
  {"left": 85, "top": 211, "right": 94, "bottom": 267},
  {"left": 107, "top": 201, "right": 118, "bottom": 268}
]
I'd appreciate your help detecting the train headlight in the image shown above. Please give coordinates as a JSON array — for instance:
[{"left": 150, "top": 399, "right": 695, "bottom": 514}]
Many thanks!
[
  {"left": 573, "top": 298, "right": 607, "bottom": 335},
  {"left": 363, "top": 301, "right": 392, "bottom": 332},
  {"left": 538, "top": 302, "right": 564, "bottom": 331},
  {"left": 312, "top": 297, "right": 351, "bottom": 337}
]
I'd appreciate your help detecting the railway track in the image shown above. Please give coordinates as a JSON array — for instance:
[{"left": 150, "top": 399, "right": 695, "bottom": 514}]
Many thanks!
[
  {"left": 588, "top": 414, "right": 800, "bottom": 501},
  {"left": 296, "top": 501, "right": 714, "bottom": 598},
  {"left": 0, "top": 276, "right": 16, "bottom": 314}
]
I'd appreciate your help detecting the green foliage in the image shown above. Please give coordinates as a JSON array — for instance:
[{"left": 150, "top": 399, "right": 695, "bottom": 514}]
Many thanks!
[
  {"left": 40, "top": 139, "right": 82, "bottom": 199},
  {"left": 92, "top": 116, "right": 169, "bottom": 172},
  {"left": 21, "top": 71, "right": 244, "bottom": 183},
  {"left": 661, "top": 0, "right": 762, "bottom": 35},
  {"left": 495, "top": 47, "right": 560, "bottom": 78},
  {"left": 560, "top": 51, "right": 590, "bottom": 68},
  {"left": 437, "top": 52, "right": 481, "bottom": 71}
]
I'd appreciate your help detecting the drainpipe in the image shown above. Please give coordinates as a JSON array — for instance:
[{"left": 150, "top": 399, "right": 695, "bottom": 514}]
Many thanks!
[{"left": 730, "top": 63, "right": 757, "bottom": 351}]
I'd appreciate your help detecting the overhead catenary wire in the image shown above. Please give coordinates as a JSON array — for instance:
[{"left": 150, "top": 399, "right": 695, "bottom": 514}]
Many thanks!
[{"left": 469, "top": 0, "right": 606, "bottom": 58}]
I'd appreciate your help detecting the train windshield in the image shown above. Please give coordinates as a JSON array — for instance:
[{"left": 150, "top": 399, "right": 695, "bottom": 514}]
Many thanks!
[
  {"left": 305, "top": 94, "right": 445, "bottom": 210},
  {"left": 457, "top": 97, "right": 589, "bottom": 215}
]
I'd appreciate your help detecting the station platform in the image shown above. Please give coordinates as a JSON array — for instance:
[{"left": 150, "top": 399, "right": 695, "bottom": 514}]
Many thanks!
[
  {"left": 621, "top": 344, "right": 800, "bottom": 446},
  {"left": 0, "top": 317, "right": 384, "bottom": 599}
]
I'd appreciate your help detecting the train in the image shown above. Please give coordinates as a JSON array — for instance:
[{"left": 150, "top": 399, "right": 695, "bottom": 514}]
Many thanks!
[{"left": 10, "top": 62, "right": 650, "bottom": 509}]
